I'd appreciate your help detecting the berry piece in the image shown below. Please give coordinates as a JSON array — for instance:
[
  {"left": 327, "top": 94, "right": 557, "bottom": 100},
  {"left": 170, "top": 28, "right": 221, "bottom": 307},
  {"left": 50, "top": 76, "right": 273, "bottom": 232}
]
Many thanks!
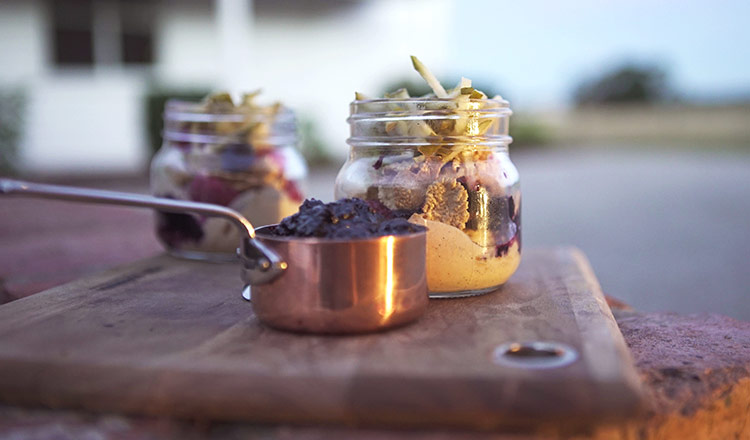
[{"left": 188, "top": 175, "right": 240, "bottom": 206}]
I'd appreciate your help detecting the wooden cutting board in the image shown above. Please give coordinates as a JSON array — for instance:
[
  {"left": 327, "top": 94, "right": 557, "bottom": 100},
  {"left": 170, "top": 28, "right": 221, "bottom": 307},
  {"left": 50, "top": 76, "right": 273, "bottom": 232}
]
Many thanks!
[{"left": 0, "top": 248, "right": 642, "bottom": 429}]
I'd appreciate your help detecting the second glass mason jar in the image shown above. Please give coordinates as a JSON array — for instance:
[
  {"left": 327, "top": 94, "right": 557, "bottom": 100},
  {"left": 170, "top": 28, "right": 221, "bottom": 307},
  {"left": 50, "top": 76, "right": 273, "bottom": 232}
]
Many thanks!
[
  {"left": 151, "top": 97, "right": 307, "bottom": 262},
  {"left": 335, "top": 98, "right": 521, "bottom": 297}
]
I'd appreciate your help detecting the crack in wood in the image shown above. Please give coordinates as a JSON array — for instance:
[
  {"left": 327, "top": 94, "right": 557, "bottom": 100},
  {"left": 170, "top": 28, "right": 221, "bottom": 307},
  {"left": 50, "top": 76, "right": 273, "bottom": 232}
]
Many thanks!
[{"left": 91, "top": 266, "right": 163, "bottom": 291}]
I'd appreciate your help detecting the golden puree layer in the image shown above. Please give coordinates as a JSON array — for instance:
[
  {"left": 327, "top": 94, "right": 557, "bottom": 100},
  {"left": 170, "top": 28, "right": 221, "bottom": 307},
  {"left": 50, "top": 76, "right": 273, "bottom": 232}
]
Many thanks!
[{"left": 409, "top": 215, "right": 521, "bottom": 292}]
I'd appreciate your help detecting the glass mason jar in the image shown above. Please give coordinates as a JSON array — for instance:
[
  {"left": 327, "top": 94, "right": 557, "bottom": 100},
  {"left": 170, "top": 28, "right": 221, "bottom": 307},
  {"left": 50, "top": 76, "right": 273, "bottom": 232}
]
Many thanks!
[
  {"left": 151, "top": 99, "right": 307, "bottom": 262},
  {"left": 335, "top": 98, "right": 520, "bottom": 298}
]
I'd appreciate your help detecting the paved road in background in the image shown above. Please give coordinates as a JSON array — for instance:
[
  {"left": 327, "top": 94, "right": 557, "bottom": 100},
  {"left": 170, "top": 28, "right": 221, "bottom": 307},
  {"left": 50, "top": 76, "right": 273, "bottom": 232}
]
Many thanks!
[
  {"left": 312, "top": 147, "right": 750, "bottom": 320},
  {"left": 515, "top": 147, "right": 750, "bottom": 321}
]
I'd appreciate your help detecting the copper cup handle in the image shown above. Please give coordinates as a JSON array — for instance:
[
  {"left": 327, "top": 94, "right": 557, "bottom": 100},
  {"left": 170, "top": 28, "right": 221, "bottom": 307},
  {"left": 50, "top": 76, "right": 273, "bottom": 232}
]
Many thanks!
[{"left": 0, "top": 178, "right": 286, "bottom": 285}]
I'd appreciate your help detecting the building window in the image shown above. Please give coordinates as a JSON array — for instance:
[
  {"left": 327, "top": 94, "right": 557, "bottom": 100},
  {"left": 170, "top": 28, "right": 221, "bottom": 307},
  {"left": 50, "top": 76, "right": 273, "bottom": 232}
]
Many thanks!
[
  {"left": 52, "top": 0, "right": 94, "bottom": 65},
  {"left": 50, "top": 0, "right": 154, "bottom": 68},
  {"left": 119, "top": 1, "right": 154, "bottom": 65},
  {"left": 121, "top": 31, "right": 152, "bottom": 65}
]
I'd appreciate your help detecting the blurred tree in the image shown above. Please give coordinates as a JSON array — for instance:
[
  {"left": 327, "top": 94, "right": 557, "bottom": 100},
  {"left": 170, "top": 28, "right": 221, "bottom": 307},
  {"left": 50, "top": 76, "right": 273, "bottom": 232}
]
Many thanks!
[
  {"left": 0, "top": 90, "right": 25, "bottom": 175},
  {"left": 573, "top": 64, "right": 669, "bottom": 106},
  {"left": 297, "top": 114, "right": 334, "bottom": 165},
  {"left": 509, "top": 117, "right": 551, "bottom": 147},
  {"left": 145, "top": 89, "right": 210, "bottom": 156}
]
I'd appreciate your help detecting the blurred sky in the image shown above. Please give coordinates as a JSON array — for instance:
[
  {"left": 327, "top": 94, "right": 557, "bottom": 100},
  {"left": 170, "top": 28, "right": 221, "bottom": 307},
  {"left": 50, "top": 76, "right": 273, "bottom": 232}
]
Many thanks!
[{"left": 448, "top": 0, "right": 750, "bottom": 109}]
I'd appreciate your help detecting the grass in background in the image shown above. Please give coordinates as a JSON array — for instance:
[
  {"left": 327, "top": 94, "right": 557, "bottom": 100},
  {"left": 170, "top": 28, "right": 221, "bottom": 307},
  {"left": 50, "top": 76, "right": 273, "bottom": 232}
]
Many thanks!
[
  {"left": 145, "top": 89, "right": 210, "bottom": 156},
  {"left": 0, "top": 89, "right": 25, "bottom": 175}
]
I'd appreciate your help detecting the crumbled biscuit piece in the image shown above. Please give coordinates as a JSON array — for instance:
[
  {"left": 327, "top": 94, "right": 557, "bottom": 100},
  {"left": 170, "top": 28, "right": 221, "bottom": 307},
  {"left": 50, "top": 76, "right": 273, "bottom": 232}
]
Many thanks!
[
  {"left": 376, "top": 159, "right": 434, "bottom": 210},
  {"left": 378, "top": 186, "right": 425, "bottom": 211},
  {"left": 465, "top": 185, "right": 490, "bottom": 231},
  {"left": 365, "top": 185, "right": 379, "bottom": 200},
  {"left": 426, "top": 115, "right": 456, "bottom": 134},
  {"left": 421, "top": 179, "right": 470, "bottom": 229},
  {"left": 438, "top": 157, "right": 463, "bottom": 181}
]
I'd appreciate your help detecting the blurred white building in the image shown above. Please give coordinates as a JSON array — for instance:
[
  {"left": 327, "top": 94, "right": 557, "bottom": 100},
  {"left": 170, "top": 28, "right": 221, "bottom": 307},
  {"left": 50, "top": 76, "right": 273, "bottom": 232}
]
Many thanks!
[{"left": 0, "top": 0, "right": 451, "bottom": 174}]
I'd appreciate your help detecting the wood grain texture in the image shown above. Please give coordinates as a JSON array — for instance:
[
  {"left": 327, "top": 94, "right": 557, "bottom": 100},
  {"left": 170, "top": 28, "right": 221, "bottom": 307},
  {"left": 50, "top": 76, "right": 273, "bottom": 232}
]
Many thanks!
[
  {"left": 0, "top": 248, "right": 642, "bottom": 429},
  {"left": 1, "top": 311, "right": 747, "bottom": 439}
]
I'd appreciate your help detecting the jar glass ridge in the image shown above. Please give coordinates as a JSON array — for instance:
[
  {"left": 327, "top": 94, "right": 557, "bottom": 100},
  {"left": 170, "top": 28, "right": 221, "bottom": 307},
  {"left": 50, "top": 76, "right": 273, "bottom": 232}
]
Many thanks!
[{"left": 335, "top": 98, "right": 521, "bottom": 297}]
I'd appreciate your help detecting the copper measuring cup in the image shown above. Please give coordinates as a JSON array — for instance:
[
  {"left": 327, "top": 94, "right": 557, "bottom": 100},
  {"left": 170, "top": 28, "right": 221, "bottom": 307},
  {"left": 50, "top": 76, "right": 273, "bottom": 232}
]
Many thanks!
[{"left": 0, "top": 179, "right": 428, "bottom": 333}]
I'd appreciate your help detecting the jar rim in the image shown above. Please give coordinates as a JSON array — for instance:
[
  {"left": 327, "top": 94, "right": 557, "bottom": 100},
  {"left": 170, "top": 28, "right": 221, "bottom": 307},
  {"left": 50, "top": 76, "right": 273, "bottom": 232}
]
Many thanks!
[
  {"left": 351, "top": 97, "right": 510, "bottom": 114},
  {"left": 346, "top": 137, "right": 512, "bottom": 148},
  {"left": 162, "top": 99, "right": 297, "bottom": 146},
  {"left": 164, "top": 99, "right": 295, "bottom": 123},
  {"left": 347, "top": 97, "right": 512, "bottom": 147},
  {"left": 352, "top": 97, "right": 509, "bottom": 107},
  {"left": 348, "top": 98, "right": 512, "bottom": 120}
]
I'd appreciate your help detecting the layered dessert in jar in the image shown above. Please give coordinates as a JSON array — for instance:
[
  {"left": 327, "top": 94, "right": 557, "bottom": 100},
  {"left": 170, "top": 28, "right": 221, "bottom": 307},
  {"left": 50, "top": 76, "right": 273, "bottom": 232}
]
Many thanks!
[
  {"left": 151, "top": 92, "right": 307, "bottom": 261},
  {"left": 335, "top": 57, "right": 521, "bottom": 297}
]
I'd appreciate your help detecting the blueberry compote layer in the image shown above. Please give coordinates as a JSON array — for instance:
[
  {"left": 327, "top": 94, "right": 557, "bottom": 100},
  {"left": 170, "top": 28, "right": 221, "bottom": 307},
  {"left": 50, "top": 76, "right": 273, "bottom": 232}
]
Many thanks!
[{"left": 268, "top": 198, "right": 425, "bottom": 239}]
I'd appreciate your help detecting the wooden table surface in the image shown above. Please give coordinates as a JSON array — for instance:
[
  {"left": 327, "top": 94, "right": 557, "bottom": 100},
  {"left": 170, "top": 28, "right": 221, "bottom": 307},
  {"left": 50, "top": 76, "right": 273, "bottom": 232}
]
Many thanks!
[
  {"left": 0, "top": 178, "right": 748, "bottom": 439},
  {"left": 0, "top": 249, "right": 644, "bottom": 431}
]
